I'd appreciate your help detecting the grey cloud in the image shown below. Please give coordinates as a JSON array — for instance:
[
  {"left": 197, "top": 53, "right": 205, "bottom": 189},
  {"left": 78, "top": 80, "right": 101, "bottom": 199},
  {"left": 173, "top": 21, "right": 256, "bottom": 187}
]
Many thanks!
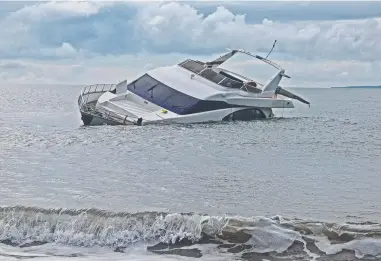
[
  {"left": 0, "top": 1, "right": 140, "bottom": 59},
  {"left": 0, "top": 1, "right": 380, "bottom": 62},
  {"left": 0, "top": 61, "right": 27, "bottom": 70},
  {"left": 133, "top": 2, "right": 381, "bottom": 61}
]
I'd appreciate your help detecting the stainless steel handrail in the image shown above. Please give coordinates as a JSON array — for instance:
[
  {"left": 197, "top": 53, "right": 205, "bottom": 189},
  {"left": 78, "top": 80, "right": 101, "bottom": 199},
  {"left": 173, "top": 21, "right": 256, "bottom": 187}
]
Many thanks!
[
  {"left": 77, "top": 83, "right": 141, "bottom": 125},
  {"left": 78, "top": 83, "right": 116, "bottom": 111}
]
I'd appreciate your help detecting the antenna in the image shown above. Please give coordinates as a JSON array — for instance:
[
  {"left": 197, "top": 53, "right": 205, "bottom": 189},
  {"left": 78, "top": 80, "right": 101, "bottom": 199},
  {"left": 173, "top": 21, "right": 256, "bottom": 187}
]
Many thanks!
[{"left": 266, "top": 40, "right": 277, "bottom": 59}]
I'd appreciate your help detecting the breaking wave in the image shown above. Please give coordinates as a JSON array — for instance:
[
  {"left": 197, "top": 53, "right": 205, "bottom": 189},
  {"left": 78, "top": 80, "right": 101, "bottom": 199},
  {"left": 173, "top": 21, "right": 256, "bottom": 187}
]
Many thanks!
[{"left": 1, "top": 206, "right": 381, "bottom": 260}]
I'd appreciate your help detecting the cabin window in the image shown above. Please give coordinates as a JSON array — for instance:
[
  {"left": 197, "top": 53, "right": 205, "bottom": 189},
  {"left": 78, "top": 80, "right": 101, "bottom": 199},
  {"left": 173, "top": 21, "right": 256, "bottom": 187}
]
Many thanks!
[
  {"left": 165, "top": 93, "right": 198, "bottom": 111},
  {"left": 132, "top": 74, "right": 157, "bottom": 92},
  {"left": 219, "top": 78, "right": 243, "bottom": 89},
  {"left": 199, "top": 69, "right": 225, "bottom": 84},
  {"left": 127, "top": 74, "right": 198, "bottom": 113},
  {"left": 149, "top": 83, "right": 173, "bottom": 102}
]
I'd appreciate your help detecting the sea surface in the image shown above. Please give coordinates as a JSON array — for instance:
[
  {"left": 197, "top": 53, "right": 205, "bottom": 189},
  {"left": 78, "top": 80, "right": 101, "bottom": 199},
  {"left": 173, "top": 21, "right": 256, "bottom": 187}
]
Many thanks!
[{"left": 0, "top": 84, "right": 380, "bottom": 261}]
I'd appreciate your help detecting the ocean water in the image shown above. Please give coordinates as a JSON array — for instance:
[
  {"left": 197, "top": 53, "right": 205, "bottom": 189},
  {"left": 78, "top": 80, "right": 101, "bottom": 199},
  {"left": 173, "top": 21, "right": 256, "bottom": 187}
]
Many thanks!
[{"left": 0, "top": 84, "right": 380, "bottom": 261}]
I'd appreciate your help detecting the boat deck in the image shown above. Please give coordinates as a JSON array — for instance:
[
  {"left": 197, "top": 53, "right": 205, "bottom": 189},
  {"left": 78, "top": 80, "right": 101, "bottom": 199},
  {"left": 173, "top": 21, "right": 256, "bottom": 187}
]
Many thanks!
[{"left": 111, "top": 100, "right": 154, "bottom": 116}]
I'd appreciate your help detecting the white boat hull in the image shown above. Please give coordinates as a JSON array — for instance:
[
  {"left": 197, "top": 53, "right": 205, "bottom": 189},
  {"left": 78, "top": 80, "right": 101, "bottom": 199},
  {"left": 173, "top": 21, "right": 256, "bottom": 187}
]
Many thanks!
[
  {"left": 77, "top": 49, "right": 310, "bottom": 126},
  {"left": 77, "top": 84, "right": 288, "bottom": 126},
  {"left": 78, "top": 90, "right": 276, "bottom": 126},
  {"left": 80, "top": 106, "right": 273, "bottom": 126}
]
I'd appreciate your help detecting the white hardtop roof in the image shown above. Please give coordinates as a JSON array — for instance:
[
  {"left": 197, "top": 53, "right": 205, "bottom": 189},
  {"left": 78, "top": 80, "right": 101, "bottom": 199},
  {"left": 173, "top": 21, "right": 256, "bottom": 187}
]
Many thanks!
[{"left": 147, "top": 64, "right": 244, "bottom": 100}]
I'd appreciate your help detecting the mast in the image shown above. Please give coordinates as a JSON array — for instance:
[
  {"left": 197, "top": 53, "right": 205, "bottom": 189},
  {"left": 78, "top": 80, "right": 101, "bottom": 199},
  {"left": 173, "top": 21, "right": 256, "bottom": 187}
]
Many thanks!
[{"left": 266, "top": 40, "right": 277, "bottom": 59}]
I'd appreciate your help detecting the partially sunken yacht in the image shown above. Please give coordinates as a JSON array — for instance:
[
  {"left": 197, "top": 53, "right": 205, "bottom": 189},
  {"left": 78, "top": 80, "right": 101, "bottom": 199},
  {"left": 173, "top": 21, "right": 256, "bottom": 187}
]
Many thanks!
[{"left": 77, "top": 48, "right": 309, "bottom": 126}]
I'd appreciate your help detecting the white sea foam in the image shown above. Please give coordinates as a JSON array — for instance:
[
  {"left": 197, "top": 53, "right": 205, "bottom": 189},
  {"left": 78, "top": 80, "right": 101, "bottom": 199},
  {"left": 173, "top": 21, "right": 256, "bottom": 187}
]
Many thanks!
[{"left": 1, "top": 206, "right": 381, "bottom": 260}]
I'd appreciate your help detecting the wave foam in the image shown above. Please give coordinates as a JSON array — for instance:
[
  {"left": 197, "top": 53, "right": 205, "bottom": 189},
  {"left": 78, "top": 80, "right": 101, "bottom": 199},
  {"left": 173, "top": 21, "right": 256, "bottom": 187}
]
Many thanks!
[{"left": 0, "top": 206, "right": 381, "bottom": 259}]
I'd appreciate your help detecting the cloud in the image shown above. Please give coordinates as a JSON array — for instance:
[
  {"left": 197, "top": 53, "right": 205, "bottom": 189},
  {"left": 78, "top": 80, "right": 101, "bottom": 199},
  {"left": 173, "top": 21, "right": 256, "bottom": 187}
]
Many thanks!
[
  {"left": 1, "top": 1, "right": 380, "bottom": 61},
  {"left": 0, "top": 1, "right": 380, "bottom": 87},
  {"left": 133, "top": 2, "right": 381, "bottom": 61},
  {"left": 6, "top": 1, "right": 111, "bottom": 21},
  {"left": 0, "top": 1, "right": 140, "bottom": 59}
]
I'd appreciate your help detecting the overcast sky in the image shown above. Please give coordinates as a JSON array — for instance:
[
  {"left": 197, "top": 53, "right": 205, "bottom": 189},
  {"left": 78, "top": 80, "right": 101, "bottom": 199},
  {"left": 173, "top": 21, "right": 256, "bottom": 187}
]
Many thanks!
[{"left": 0, "top": 0, "right": 380, "bottom": 87}]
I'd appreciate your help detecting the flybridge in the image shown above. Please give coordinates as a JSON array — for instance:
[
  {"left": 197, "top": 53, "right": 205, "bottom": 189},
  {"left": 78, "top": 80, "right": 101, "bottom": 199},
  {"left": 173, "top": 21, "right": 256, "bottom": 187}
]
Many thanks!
[
  {"left": 178, "top": 48, "right": 291, "bottom": 94},
  {"left": 216, "top": 48, "right": 292, "bottom": 79},
  {"left": 178, "top": 59, "right": 252, "bottom": 91}
]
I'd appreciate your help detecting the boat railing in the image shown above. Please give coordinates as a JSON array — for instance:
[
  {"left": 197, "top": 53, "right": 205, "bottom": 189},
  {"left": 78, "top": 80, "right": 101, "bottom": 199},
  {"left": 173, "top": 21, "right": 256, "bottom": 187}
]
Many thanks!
[
  {"left": 78, "top": 83, "right": 141, "bottom": 125},
  {"left": 78, "top": 83, "right": 116, "bottom": 112}
]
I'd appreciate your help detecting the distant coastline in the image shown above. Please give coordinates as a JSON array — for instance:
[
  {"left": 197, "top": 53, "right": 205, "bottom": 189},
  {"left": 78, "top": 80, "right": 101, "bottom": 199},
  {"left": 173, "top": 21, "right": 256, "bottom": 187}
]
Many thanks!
[{"left": 331, "top": 85, "right": 381, "bottom": 89}]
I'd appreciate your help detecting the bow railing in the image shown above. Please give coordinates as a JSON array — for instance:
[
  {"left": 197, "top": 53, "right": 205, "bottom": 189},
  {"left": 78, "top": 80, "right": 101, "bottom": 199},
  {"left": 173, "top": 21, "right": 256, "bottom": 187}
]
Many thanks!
[
  {"left": 77, "top": 83, "right": 142, "bottom": 125},
  {"left": 77, "top": 83, "right": 116, "bottom": 112}
]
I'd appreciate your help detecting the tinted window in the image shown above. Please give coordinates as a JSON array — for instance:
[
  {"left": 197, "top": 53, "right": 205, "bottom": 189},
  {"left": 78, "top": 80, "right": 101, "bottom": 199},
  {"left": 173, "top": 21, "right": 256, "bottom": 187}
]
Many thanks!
[
  {"left": 199, "top": 69, "right": 225, "bottom": 84},
  {"left": 131, "top": 74, "right": 157, "bottom": 92},
  {"left": 150, "top": 84, "right": 173, "bottom": 102},
  {"left": 128, "top": 74, "right": 199, "bottom": 114},
  {"left": 220, "top": 78, "right": 243, "bottom": 89},
  {"left": 165, "top": 91, "right": 198, "bottom": 112}
]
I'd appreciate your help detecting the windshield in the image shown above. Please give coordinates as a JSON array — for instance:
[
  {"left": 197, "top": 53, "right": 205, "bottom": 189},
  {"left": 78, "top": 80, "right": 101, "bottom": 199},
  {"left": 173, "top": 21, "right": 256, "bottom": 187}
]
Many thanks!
[{"left": 216, "top": 52, "right": 280, "bottom": 86}]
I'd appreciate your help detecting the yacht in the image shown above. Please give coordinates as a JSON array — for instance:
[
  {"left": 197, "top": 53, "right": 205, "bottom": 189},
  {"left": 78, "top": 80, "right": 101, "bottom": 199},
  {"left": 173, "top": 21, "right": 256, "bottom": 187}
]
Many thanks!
[{"left": 77, "top": 49, "right": 310, "bottom": 126}]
